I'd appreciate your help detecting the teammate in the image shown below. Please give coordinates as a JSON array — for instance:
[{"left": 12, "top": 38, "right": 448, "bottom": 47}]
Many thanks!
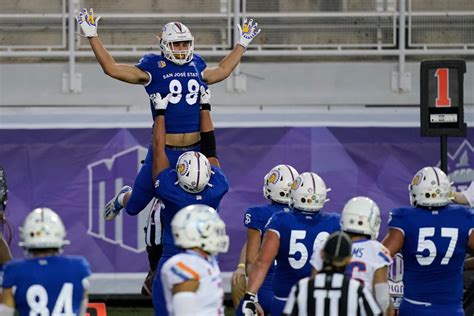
[
  {"left": 382, "top": 166, "right": 474, "bottom": 316},
  {"left": 150, "top": 88, "right": 229, "bottom": 315},
  {"left": 77, "top": 8, "right": 260, "bottom": 218},
  {"left": 0, "top": 208, "right": 91, "bottom": 316},
  {"left": 243, "top": 172, "right": 340, "bottom": 316},
  {"left": 236, "top": 164, "right": 298, "bottom": 315},
  {"left": 310, "top": 196, "right": 392, "bottom": 314},
  {"left": 283, "top": 231, "right": 382, "bottom": 316},
  {"left": 161, "top": 204, "right": 229, "bottom": 315}
]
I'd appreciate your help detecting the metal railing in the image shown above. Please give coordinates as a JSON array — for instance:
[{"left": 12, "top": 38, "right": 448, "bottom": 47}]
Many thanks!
[{"left": 0, "top": 0, "right": 473, "bottom": 93}]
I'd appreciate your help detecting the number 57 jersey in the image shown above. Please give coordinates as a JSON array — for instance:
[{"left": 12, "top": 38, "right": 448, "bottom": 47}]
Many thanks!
[
  {"left": 388, "top": 204, "right": 474, "bottom": 305},
  {"left": 2, "top": 255, "right": 91, "bottom": 316}
]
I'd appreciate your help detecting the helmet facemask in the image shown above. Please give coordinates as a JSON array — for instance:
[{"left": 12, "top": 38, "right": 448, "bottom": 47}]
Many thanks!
[{"left": 159, "top": 22, "right": 194, "bottom": 66}]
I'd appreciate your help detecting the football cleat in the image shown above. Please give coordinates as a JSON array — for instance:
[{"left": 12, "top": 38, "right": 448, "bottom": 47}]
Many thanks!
[{"left": 104, "top": 186, "right": 132, "bottom": 220}]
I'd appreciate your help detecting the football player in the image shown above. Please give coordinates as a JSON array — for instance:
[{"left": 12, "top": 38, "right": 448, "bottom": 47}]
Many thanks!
[
  {"left": 149, "top": 89, "right": 229, "bottom": 315},
  {"left": 77, "top": 8, "right": 260, "bottom": 218},
  {"left": 161, "top": 204, "right": 229, "bottom": 315},
  {"left": 310, "top": 196, "right": 392, "bottom": 314},
  {"left": 0, "top": 208, "right": 90, "bottom": 316},
  {"left": 243, "top": 172, "right": 340, "bottom": 316},
  {"left": 235, "top": 164, "right": 298, "bottom": 315},
  {"left": 382, "top": 166, "right": 474, "bottom": 316}
]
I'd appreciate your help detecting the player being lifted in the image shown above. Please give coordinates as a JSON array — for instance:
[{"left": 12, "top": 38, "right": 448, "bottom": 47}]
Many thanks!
[
  {"left": 0, "top": 208, "right": 91, "bottom": 316},
  {"left": 150, "top": 88, "right": 229, "bottom": 315},
  {"left": 243, "top": 172, "right": 340, "bottom": 316},
  {"left": 161, "top": 204, "right": 229, "bottom": 316},
  {"left": 310, "top": 196, "right": 392, "bottom": 315},
  {"left": 77, "top": 8, "right": 260, "bottom": 218},
  {"left": 236, "top": 164, "right": 299, "bottom": 315},
  {"left": 383, "top": 166, "right": 474, "bottom": 316}
]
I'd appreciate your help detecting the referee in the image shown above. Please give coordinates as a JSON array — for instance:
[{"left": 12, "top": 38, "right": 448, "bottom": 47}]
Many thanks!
[{"left": 283, "top": 231, "right": 382, "bottom": 316}]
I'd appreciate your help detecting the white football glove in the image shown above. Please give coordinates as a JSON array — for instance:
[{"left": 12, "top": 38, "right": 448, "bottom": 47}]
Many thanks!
[
  {"left": 151, "top": 93, "right": 172, "bottom": 111},
  {"left": 77, "top": 8, "right": 101, "bottom": 38},
  {"left": 241, "top": 292, "right": 258, "bottom": 316},
  {"left": 200, "top": 86, "right": 211, "bottom": 104},
  {"left": 237, "top": 18, "right": 261, "bottom": 48}
]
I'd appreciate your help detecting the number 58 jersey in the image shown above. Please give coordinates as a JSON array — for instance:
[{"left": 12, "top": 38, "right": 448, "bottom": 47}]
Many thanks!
[
  {"left": 388, "top": 204, "right": 474, "bottom": 305},
  {"left": 265, "top": 210, "right": 340, "bottom": 298},
  {"left": 2, "top": 255, "right": 91, "bottom": 316}
]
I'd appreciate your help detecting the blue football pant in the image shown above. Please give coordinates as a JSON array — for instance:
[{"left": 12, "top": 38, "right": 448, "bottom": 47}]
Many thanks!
[{"left": 399, "top": 299, "right": 463, "bottom": 316}]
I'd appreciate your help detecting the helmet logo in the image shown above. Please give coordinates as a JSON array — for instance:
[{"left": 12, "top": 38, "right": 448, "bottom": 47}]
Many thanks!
[
  {"left": 268, "top": 171, "right": 280, "bottom": 185},
  {"left": 291, "top": 178, "right": 301, "bottom": 190},
  {"left": 178, "top": 161, "right": 189, "bottom": 176},
  {"left": 412, "top": 174, "right": 421, "bottom": 186}
]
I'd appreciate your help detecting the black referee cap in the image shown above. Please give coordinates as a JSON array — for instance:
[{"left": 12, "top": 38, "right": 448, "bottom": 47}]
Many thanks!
[{"left": 323, "top": 231, "right": 352, "bottom": 266}]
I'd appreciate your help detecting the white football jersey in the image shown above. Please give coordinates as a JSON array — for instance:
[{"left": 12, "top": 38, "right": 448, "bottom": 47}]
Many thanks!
[
  {"left": 310, "top": 238, "right": 392, "bottom": 292},
  {"left": 161, "top": 251, "right": 224, "bottom": 316}
]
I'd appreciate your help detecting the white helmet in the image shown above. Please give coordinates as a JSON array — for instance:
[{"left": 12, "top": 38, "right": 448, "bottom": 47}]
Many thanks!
[
  {"left": 19, "top": 208, "right": 70, "bottom": 250},
  {"left": 176, "top": 151, "right": 212, "bottom": 194},
  {"left": 340, "top": 196, "right": 381, "bottom": 239},
  {"left": 171, "top": 204, "right": 229, "bottom": 255},
  {"left": 409, "top": 166, "right": 452, "bottom": 207},
  {"left": 263, "top": 164, "right": 299, "bottom": 204},
  {"left": 289, "top": 172, "right": 330, "bottom": 212},
  {"left": 159, "top": 22, "right": 194, "bottom": 66}
]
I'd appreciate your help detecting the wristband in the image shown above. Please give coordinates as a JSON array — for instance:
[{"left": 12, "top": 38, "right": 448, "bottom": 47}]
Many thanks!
[
  {"left": 200, "top": 103, "right": 211, "bottom": 111},
  {"left": 237, "top": 263, "right": 245, "bottom": 269},
  {"left": 156, "top": 109, "right": 165, "bottom": 116}
]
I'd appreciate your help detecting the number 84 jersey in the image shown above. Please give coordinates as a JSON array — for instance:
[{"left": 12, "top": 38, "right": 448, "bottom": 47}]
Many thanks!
[
  {"left": 388, "top": 204, "right": 474, "bottom": 305},
  {"left": 2, "top": 255, "right": 91, "bottom": 316},
  {"left": 136, "top": 53, "right": 207, "bottom": 134}
]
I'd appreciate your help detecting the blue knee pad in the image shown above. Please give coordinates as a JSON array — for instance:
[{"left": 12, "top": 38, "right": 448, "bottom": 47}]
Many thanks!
[
  {"left": 125, "top": 144, "right": 199, "bottom": 216},
  {"left": 152, "top": 256, "right": 172, "bottom": 316},
  {"left": 270, "top": 296, "right": 287, "bottom": 316}
]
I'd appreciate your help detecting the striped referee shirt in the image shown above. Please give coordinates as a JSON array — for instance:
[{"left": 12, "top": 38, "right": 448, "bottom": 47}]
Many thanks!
[{"left": 283, "top": 272, "right": 382, "bottom": 316}]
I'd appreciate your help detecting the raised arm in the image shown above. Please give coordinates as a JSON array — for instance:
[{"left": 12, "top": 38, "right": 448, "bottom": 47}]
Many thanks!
[
  {"left": 77, "top": 8, "right": 149, "bottom": 84},
  {"left": 151, "top": 94, "right": 172, "bottom": 180},
  {"left": 203, "top": 18, "right": 261, "bottom": 85},
  {"left": 199, "top": 86, "right": 220, "bottom": 167}
]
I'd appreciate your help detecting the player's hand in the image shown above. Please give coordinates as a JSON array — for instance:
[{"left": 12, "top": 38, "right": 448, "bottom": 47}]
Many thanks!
[
  {"left": 241, "top": 292, "right": 258, "bottom": 316},
  {"left": 77, "top": 8, "right": 101, "bottom": 38},
  {"left": 231, "top": 265, "right": 246, "bottom": 307},
  {"left": 237, "top": 18, "right": 261, "bottom": 49},
  {"left": 151, "top": 93, "right": 172, "bottom": 111},
  {"left": 200, "top": 86, "right": 211, "bottom": 104}
]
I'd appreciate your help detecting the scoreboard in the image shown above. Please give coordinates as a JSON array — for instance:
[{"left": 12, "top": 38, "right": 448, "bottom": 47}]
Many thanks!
[{"left": 420, "top": 60, "right": 467, "bottom": 137}]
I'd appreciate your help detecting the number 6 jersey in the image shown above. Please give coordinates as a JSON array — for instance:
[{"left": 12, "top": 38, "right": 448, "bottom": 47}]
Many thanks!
[
  {"left": 388, "top": 204, "right": 474, "bottom": 305},
  {"left": 2, "top": 255, "right": 91, "bottom": 316}
]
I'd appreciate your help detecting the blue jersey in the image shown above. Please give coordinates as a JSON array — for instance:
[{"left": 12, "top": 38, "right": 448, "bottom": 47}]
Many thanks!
[
  {"left": 245, "top": 203, "right": 290, "bottom": 287},
  {"left": 155, "top": 166, "right": 229, "bottom": 257},
  {"left": 389, "top": 204, "right": 474, "bottom": 305},
  {"left": 2, "top": 255, "right": 91, "bottom": 316},
  {"left": 265, "top": 210, "right": 340, "bottom": 298},
  {"left": 135, "top": 53, "right": 207, "bottom": 134}
]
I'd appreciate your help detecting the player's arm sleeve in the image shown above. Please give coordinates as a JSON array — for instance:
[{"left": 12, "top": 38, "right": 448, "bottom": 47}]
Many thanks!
[
  {"left": 164, "top": 261, "right": 201, "bottom": 286},
  {"left": 135, "top": 54, "right": 154, "bottom": 85},
  {"left": 282, "top": 283, "right": 299, "bottom": 316},
  {"left": 173, "top": 292, "right": 197, "bottom": 316},
  {"left": 1, "top": 262, "right": 16, "bottom": 289},
  {"left": 194, "top": 54, "right": 208, "bottom": 78},
  {"left": 155, "top": 169, "right": 175, "bottom": 205},
  {"left": 264, "top": 213, "right": 281, "bottom": 239},
  {"left": 214, "top": 167, "right": 230, "bottom": 196},
  {"left": 373, "top": 243, "right": 393, "bottom": 269},
  {"left": 359, "top": 285, "right": 383, "bottom": 316},
  {"left": 387, "top": 208, "right": 405, "bottom": 236},
  {"left": 309, "top": 237, "right": 326, "bottom": 271},
  {"left": 78, "top": 257, "right": 92, "bottom": 291},
  {"left": 244, "top": 208, "right": 263, "bottom": 233}
]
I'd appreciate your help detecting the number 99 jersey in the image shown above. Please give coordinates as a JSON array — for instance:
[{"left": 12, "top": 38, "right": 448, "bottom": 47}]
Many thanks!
[
  {"left": 136, "top": 53, "right": 207, "bottom": 134},
  {"left": 388, "top": 204, "right": 474, "bottom": 305},
  {"left": 265, "top": 210, "right": 340, "bottom": 298},
  {"left": 2, "top": 255, "right": 91, "bottom": 316}
]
